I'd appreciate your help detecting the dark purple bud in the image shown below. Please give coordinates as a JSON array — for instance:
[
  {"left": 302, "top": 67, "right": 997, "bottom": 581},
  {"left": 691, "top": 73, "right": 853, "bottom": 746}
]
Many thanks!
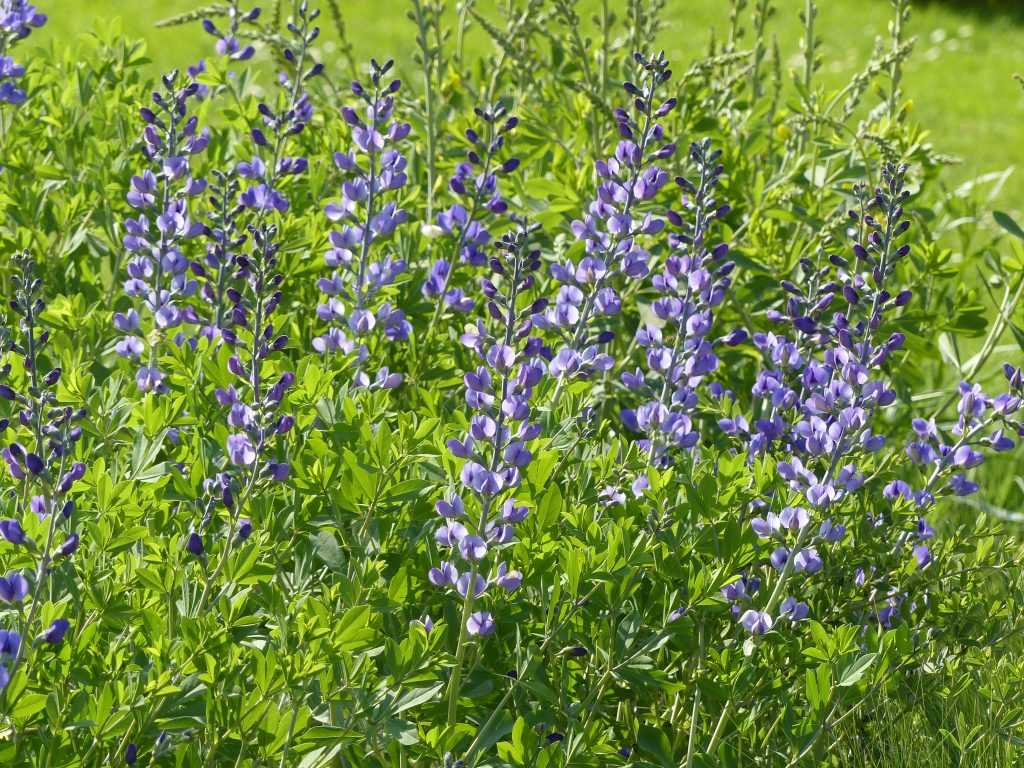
[
  {"left": 25, "top": 453, "right": 44, "bottom": 476},
  {"left": 40, "top": 618, "right": 70, "bottom": 645},
  {"left": 186, "top": 532, "right": 204, "bottom": 557},
  {"left": 58, "top": 462, "right": 86, "bottom": 493},
  {"left": 654, "top": 98, "right": 677, "bottom": 117},
  {"left": 236, "top": 519, "right": 253, "bottom": 542},
  {"left": 793, "top": 316, "right": 816, "bottom": 334},
  {"left": 56, "top": 533, "right": 79, "bottom": 558},
  {"left": 723, "top": 329, "right": 748, "bottom": 346}
]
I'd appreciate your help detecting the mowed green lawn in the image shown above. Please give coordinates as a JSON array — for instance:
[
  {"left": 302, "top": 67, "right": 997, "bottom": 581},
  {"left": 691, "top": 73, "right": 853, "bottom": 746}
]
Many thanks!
[{"left": 40, "top": 0, "right": 1024, "bottom": 207}]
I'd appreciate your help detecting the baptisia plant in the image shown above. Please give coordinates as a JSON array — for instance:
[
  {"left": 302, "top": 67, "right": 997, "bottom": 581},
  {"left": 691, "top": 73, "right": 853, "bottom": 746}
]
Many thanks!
[
  {"left": 313, "top": 57, "right": 411, "bottom": 389},
  {"left": 189, "top": 220, "right": 295, "bottom": 612},
  {"left": 194, "top": 171, "right": 244, "bottom": 338},
  {"left": 421, "top": 101, "right": 519, "bottom": 328},
  {"left": 719, "top": 163, "right": 1024, "bottom": 636},
  {"left": 428, "top": 222, "right": 545, "bottom": 725},
  {"left": 118, "top": 70, "right": 208, "bottom": 393},
  {"left": 719, "top": 164, "right": 911, "bottom": 634},
  {"left": 192, "top": 2, "right": 321, "bottom": 338},
  {"left": 873, "top": 367, "right": 1024, "bottom": 624},
  {"left": 0, "top": 0, "right": 46, "bottom": 106},
  {"left": 200, "top": 1, "right": 261, "bottom": 62},
  {"left": 535, "top": 51, "right": 674, "bottom": 386},
  {"left": 0, "top": 254, "right": 85, "bottom": 693},
  {"left": 621, "top": 139, "right": 743, "bottom": 468},
  {"left": 186, "top": 4, "right": 321, "bottom": 610}
]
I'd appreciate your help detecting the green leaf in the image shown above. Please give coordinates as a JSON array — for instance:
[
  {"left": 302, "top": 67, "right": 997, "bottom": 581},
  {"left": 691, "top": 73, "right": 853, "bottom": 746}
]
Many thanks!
[
  {"left": 335, "top": 605, "right": 375, "bottom": 652},
  {"left": 837, "top": 653, "right": 877, "bottom": 687},
  {"left": 393, "top": 682, "right": 444, "bottom": 715},
  {"left": 300, "top": 725, "right": 358, "bottom": 743},
  {"left": 11, "top": 693, "right": 48, "bottom": 721},
  {"left": 995, "top": 211, "right": 1024, "bottom": 240},
  {"left": 311, "top": 531, "right": 345, "bottom": 572},
  {"left": 538, "top": 483, "right": 563, "bottom": 529},
  {"left": 1010, "top": 323, "right": 1024, "bottom": 354},
  {"left": 638, "top": 724, "right": 675, "bottom": 767}
]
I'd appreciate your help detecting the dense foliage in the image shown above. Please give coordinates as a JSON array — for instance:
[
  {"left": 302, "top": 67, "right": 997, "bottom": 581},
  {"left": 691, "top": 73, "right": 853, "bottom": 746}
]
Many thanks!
[{"left": 0, "top": 0, "right": 1023, "bottom": 765}]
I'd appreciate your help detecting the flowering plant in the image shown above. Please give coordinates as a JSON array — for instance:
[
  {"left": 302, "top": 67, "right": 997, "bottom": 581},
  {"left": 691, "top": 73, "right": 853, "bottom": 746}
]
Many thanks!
[{"left": 0, "top": 1, "right": 1022, "bottom": 766}]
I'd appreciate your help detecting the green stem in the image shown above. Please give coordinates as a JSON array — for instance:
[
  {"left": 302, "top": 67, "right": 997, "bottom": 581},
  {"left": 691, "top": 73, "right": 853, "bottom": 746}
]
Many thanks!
[
  {"left": 446, "top": 562, "right": 479, "bottom": 725},
  {"left": 685, "top": 623, "right": 705, "bottom": 768}
]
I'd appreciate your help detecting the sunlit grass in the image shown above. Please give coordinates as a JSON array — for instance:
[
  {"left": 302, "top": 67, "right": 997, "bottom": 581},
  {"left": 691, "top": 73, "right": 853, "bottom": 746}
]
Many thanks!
[{"left": 43, "top": 1, "right": 1024, "bottom": 206}]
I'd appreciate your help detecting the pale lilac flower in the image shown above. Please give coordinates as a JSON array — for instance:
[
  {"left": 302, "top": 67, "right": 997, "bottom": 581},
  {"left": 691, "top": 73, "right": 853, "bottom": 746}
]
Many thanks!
[
  {"left": 740, "top": 609, "right": 773, "bottom": 635},
  {"left": 466, "top": 611, "right": 495, "bottom": 637}
]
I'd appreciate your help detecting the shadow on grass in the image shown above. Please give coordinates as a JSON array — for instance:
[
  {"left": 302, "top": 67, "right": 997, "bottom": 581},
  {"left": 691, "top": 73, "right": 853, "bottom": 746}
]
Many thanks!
[{"left": 914, "top": 0, "right": 1024, "bottom": 24}]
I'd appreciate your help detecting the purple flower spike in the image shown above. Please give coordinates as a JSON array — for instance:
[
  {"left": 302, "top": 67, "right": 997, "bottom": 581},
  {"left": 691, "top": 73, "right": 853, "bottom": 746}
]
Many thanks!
[
  {"left": 619, "top": 139, "right": 732, "bottom": 467},
  {"left": 715, "top": 164, "right": 1024, "bottom": 635},
  {"left": 118, "top": 69, "right": 210, "bottom": 391},
  {"left": 539, "top": 53, "right": 676, "bottom": 385},
  {"left": 0, "top": 3, "right": 45, "bottom": 105},
  {"left": 199, "top": 4, "right": 262, "bottom": 61},
  {"left": 314, "top": 57, "right": 410, "bottom": 385},
  {"left": 426, "top": 224, "right": 545, "bottom": 639},
  {"left": 0, "top": 256, "right": 89, "bottom": 672},
  {"left": 422, "top": 100, "right": 519, "bottom": 327}
]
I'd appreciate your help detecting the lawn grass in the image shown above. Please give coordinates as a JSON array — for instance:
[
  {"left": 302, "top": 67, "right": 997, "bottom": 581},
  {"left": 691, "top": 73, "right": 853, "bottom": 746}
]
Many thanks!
[{"left": 43, "top": 1, "right": 1024, "bottom": 208}]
